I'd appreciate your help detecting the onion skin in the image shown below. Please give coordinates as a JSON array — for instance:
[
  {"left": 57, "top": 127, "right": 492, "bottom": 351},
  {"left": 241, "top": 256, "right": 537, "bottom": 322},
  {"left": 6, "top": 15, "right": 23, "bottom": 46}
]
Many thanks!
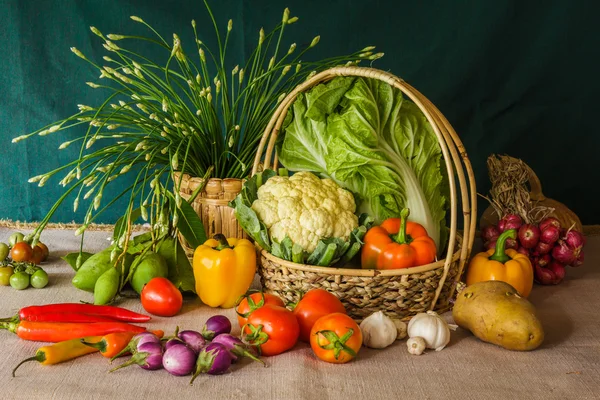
[
  {"left": 484, "top": 238, "right": 497, "bottom": 251},
  {"left": 552, "top": 240, "right": 576, "bottom": 265},
  {"left": 481, "top": 225, "right": 500, "bottom": 242},
  {"left": 163, "top": 343, "right": 196, "bottom": 376},
  {"left": 506, "top": 237, "right": 518, "bottom": 250},
  {"left": 498, "top": 214, "right": 523, "bottom": 232},
  {"left": 517, "top": 247, "right": 530, "bottom": 256},
  {"left": 565, "top": 230, "right": 585, "bottom": 251},
  {"left": 534, "top": 241, "right": 553, "bottom": 255},
  {"left": 518, "top": 224, "right": 540, "bottom": 249},
  {"left": 572, "top": 251, "right": 585, "bottom": 267},
  {"left": 534, "top": 264, "right": 556, "bottom": 285},
  {"left": 538, "top": 254, "right": 551, "bottom": 268},
  {"left": 539, "top": 217, "right": 561, "bottom": 232},
  {"left": 540, "top": 226, "right": 560, "bottom": 245},
  {"left": 548, "top": 261, "right": 566, "bottom": 284}
]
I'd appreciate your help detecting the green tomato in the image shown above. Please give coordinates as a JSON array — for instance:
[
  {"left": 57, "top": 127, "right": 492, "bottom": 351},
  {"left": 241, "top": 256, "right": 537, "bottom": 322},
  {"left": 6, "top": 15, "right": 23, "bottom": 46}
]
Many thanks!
[
  {"left": 8, "top": 233, "right": 25, "bottom": 247},
  {"left": 10, "top": 272, "right": 30, "bottom": 290},
  {"left": 30, "top": 269, "right": 49, "bottom": 289},
  {"left": 0, "top": 266, "right": 13, "bottom": 286},
  {"left": 0, "top": 243, "right": 9, "bottom": 261}
]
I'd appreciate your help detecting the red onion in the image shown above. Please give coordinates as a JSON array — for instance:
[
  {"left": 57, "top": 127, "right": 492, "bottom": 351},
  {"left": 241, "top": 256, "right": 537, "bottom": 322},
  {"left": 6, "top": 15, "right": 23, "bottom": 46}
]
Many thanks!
[
  {"left": 572, "top": 251, "right": 585, "bottom": 268},
  {"left": 534, "top": 264, "right": 556, "bottom": 285},
  {"left": 481, "top": 225, "right": 500, "bottom": 242},
  {"left": 518, "top": 224, "right": 540, "bottom": 249},
  {"left": 539, "top": 217, "right": 561, "bottom": 232},
  {"left": 537, "top": 254, "right": 551, "bottom": 268},
  {"left": 498, "top": 214, "right": 523, "bottom": 232},
  {"left": 552, "top": 240, "right": 576, "bottom": 265},
  {"left": 484, "top": 239, "right": 497, "bottom": 251},
  {"left": 540, "top": 226, "right": 560, "bottom": 245},
  {"left": 564, "top": 230, "right": 585, "bottom": 251},
  {"left": 534, "top": 241, "right": 553, "bottom": 255},
  {"left": 506, "top": 237, "right": 518, "bottom": 250},
  {"left": 517, "top": 247, "right": 530, "bottom": 256},
  {"left": 547, "top": 260, "right": 566, "bottom": 284}
]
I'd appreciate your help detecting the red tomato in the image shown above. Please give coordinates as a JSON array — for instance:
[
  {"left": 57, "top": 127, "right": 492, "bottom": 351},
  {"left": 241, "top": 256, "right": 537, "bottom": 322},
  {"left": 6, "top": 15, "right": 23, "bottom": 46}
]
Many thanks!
[
  {"left": 235, "top": 291, "right": 285, "bottom": 328},
  {"left": 10, "top": 242, "right": 33, "bottom": 262},
  {"left": 30, "top": 246, "right": 44, "bottom": 265},
  {"left": 310, "top": 313, "right": 362, "bottom": 364},
  {"left": 292, "top": 289, "right": 347, "bottom": 342},
  {"left": 36, "top": 242, "right": 50, "bottom": 261},
  {"left": 243, "top": 304, "right": 299, "bottom": 356},
  {"left": 140, "top": 277, "right": 183, "bottom": 317}
]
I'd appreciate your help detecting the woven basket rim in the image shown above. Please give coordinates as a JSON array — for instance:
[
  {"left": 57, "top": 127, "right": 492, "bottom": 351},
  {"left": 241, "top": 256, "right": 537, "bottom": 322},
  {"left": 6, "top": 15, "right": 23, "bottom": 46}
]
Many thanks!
[{"left": 256, "top": 237, "right": 462, "bottom": 277}]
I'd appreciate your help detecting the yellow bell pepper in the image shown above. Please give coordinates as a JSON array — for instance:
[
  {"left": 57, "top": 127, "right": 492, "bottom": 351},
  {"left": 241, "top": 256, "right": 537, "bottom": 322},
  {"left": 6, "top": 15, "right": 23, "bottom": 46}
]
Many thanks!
[
  {"left": 192, "top": 234, "right": 256, "bottom": 308},
  {"left": 466, "top": 229, "right": 534, "bottom": 297}
]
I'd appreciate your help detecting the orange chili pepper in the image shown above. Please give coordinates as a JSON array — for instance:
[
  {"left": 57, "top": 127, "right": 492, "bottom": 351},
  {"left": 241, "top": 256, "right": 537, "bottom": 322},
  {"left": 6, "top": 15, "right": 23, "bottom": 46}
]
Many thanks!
[
  {"left": 361, "top": 208, "right": 437, "bottom": 270},
  {"left": 80, "top": 329, "right": 164, "bottom": 358}
]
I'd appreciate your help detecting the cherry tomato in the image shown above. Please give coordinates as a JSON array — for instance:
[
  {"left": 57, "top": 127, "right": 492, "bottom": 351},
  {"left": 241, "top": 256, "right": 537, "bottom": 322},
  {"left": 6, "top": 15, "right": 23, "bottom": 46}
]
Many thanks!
[
  {"left": 36, "top": 242, "right": 50, "bottom": 261},
  {"left": 31, "top": 246, "right": 44, "bottom": 265},
  {"left": 292, "top": 289, "right": 347, "bottom": 342},
  {"left": 243, "top": 304, "right": 299, "bottom": 356},
  {"left": 10, "top": 272, "right": 30, "bottom": 290},
  {"left": 0, "top": 266, "right": 13, "bottom": 286},
  {"left": 10, "top": 242, "right": 33, "bottom": 262},
  {"left": 30, "top": 269, "right": 49, "bottom": 289},
  {"left": 235, "top": 290, "right": 285, "bottom": 328},
  {"left": 140, "top": 277, "right": 183, "bottom": 317},
  {"left": 310, "top": 312, "right": 362, "bottom": 364}
]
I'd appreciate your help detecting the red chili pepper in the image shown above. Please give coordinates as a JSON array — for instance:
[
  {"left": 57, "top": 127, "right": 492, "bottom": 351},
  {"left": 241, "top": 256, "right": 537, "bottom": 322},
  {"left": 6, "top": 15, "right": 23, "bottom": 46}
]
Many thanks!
[
  {"left": 17, "top": 304, "right": 151, "bottom": 322},
  {"left": 0, "top": 320, "right": 147, "bottom": 342},
  {"left": 1, "top": 312, "right": 118, "bottom": 324}
]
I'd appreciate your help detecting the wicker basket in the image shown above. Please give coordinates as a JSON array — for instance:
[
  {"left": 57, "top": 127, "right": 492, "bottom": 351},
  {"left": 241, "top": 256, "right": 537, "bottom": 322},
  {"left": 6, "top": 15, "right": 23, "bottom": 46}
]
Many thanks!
[
  {"left": 173, "top": 172, "right": 247, "bottom": 257},
  {"left": 251, "top": 66, "right": 477, "bottom": 321}
]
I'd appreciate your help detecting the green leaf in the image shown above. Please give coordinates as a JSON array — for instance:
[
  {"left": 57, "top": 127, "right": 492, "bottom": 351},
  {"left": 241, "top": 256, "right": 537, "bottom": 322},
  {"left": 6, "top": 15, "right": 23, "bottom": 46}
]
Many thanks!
[
  {"left": 132, "top": 232, "right": 153, "bottom": 245},
  {"left": 62, "top": 252, "right": 93, "bottom": 271},
  {"left": 174, "top": 196, "right": 207, "bottom": 249}
]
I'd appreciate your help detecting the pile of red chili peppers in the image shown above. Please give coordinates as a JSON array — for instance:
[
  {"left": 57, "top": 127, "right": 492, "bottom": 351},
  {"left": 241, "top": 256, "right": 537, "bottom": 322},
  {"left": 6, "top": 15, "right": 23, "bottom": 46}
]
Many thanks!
[{"left": 0, "top": 303, "right": 151, "bottom": 342}]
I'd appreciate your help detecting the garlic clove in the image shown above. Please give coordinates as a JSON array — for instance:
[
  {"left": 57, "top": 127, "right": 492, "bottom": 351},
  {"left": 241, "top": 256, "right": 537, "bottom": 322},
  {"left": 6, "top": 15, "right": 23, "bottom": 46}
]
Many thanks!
[
  {"left": 407, "top": 336, "right": 426, "bottom": 355},
  {"left": 391, "top": 319, "right": 407, "bottom": 340},
  {"left": 360, "top": 311, "right": 398, "bottom": 349}
]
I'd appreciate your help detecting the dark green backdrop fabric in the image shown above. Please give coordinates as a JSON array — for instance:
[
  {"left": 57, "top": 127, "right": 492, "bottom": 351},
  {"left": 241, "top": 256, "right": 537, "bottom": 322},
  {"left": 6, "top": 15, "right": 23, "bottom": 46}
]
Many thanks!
[{"left": 1, "top": 0, "right": 598, "bottom": 224}]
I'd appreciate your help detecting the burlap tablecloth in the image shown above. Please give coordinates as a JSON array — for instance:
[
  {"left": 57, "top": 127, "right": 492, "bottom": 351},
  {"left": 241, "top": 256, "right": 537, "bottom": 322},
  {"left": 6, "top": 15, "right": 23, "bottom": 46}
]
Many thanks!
[{"left": 0, "top": 227, "right": 598, "bottom": 400}]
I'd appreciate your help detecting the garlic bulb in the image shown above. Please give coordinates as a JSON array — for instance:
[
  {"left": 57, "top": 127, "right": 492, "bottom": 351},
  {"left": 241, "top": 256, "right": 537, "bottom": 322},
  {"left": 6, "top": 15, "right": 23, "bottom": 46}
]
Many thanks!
[
  {"left": 392, "top": 319, "right": 407, "bottom": 340},
  {"left": 407, "top": 337, "right": 426, "bottom": 355},
  {"left": 359, "top": 311, "right": 397, "bottom": 349},
  {"left": 407, "top": 311, "right": 451, "bottom": 351}
]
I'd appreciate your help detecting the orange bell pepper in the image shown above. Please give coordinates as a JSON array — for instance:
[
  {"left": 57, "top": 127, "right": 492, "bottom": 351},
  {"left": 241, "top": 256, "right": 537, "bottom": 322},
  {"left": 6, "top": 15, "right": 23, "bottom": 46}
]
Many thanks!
[
  {"left": 361, "top": 208, "right": 437, "bottom": 270},
  {"left": 466, "top": 229, "right": 534, "bottom": 297}
]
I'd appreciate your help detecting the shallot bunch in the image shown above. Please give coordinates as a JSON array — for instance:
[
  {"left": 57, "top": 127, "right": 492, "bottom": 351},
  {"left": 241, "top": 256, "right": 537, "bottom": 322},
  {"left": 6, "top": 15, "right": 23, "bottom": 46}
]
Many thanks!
[{"left": 481, "top": 214, "right": 586, "bottom": 285}]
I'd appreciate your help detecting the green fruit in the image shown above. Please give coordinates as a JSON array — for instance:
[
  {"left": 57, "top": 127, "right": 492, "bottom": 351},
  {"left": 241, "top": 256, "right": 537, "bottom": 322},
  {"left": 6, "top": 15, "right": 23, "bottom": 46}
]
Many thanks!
[
  {"left": 72, "top": 247, "right": 132, "bottom": 292},
  {"left": 156, "top": 237, "right": 196, "bottom": 293},
  {"left": 131, "top": 251, "right": 168, "bottom": 294},
  {"left": 0, "top": 243, "right": 9, "bottom": 261},
  {"left": 30, "top": 269, "right": 49, "bottom": 289},
  {"left": 8, "top": 233, "right": 25, "bottom": 247},
  {"left": 0, "top": 266, "right": 14, "bottom": 286},
  {"left": 94, "top": 267, "right": 120, "bottom": 305},
  {"left": 10, "top": 272, "right": 30, "bottom": 290}
]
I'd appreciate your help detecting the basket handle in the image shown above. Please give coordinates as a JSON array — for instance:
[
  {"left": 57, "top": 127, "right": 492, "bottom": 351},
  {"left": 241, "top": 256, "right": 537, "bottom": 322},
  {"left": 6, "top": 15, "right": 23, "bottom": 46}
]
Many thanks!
[{"left": 527, "top": 166, "right": 546, "bottom": 201}]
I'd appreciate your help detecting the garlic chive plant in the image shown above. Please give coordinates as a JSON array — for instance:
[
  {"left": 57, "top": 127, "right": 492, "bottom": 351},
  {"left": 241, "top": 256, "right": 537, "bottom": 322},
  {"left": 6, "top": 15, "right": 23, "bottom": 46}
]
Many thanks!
[{"left": 14, "top": 1, "right": 382, "bottom": 252}]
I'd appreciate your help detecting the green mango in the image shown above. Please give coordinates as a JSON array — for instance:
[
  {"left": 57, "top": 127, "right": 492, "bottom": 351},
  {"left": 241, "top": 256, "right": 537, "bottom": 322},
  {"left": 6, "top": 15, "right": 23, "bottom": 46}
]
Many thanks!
[
  {"left": 94, "top": 267, "right": 120, "bottom": 305},
  {"left": 130, "top": 251, "right": 168, "bottom": 294},
  {"left": 72, "top": 246, "right": 132, "bottom": 292},
  {"left": 156, "top": 237, "right": 196, "bottom": 293}
]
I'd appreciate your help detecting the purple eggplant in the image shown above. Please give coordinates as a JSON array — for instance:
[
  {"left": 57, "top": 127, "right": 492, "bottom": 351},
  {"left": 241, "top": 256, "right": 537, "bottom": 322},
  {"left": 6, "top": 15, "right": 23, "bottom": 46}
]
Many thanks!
[
  {"left": 178, "top": 330, "right": 206, "bottom": 354},
  {"left": 109, "top": 342, "right": 164, "bottom": 372},
  {"left": 211, "top": 334, "right": 265, "bottom": 366},
  {"left": 201, "top": 315, "right": 232, "bottom": 340},
  {"left": 189, "top": 343, "right": 232, "bottom": 385},
  {"left": 164, "top": 337, "right": 186, "bottom": 351},
  {"left": 110, "top": 331, "right": 161, "bottom": 362},
  {"left": 163, "top": 343, "right": 197, "bottom": 376}
]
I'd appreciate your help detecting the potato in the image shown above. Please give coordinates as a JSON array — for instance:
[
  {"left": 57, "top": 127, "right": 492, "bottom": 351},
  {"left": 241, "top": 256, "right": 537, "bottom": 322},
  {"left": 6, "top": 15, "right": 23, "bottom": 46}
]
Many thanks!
[{"left": 452, "top": 280, "right": 544, "bottom": 351}]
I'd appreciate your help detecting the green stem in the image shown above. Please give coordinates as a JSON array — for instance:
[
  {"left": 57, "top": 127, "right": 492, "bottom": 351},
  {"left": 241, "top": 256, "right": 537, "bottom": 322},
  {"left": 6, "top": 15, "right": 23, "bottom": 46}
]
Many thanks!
[
  {"left": 81, "top": 338, "right": 108, "bottom": 353},
  {"left": 393, "top": 208, "right": 411, "bottom": 244},
  {"left": 213, "top": 233, "right": 232, "bottom": 250},
  {"left": 0, "top": 321, "right": 18, "bottom": 334},
  {"left": 12, "top": 353, "right": 44, "bottom": 377},
  {"left": 489, "top": 229, "right": 516, "bottom": 263}
]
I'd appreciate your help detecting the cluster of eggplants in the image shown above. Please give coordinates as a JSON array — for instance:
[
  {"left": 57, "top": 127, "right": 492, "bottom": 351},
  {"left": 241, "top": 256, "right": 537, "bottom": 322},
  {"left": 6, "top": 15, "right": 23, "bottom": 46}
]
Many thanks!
[
  {"left": 481, "top": 214, "right": 586, "bottom": 285},
  {"left": 108, "top": 315, "right": 263, "bottom": 384}
]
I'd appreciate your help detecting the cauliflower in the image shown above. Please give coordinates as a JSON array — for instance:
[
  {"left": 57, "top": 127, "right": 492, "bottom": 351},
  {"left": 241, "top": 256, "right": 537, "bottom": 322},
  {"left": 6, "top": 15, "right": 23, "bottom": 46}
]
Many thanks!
[{"left": 250, "top": 171, "right": 358, "bottom": 253}]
